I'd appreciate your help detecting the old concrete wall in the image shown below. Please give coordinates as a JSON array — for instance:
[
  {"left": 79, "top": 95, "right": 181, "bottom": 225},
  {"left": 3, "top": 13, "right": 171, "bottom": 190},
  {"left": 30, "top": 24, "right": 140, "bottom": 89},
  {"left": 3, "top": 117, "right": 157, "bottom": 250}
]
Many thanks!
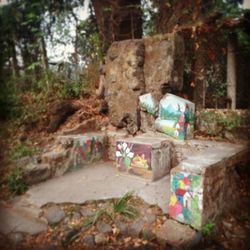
[
  {"left": 105, "top": 40, "right": 145, "bottom": 135},
  {"left": 105, "top": 33, "right": 185, "bottom": 134},
  {"left": 144, "top": 34, "right": 185, "bottom": 102}
]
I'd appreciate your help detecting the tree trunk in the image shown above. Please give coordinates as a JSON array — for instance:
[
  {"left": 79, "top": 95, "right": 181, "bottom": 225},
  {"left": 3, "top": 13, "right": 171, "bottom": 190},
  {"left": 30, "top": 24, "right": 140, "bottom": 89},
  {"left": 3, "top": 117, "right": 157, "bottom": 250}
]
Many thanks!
[
  {"left": 193, "top": 39, "right": 206, "bottom": 109},
  {"left": 10, "top": 34, "right": 19, "bottom": 78},
  {"left": 227, "top": 34, "right": 237, "bottom": 109},
  {"left": 40, "top": 36, "right": 50, "bottom": 90},
  {"left": 92, "top": 0, "right": 142, "bottom": 52}
]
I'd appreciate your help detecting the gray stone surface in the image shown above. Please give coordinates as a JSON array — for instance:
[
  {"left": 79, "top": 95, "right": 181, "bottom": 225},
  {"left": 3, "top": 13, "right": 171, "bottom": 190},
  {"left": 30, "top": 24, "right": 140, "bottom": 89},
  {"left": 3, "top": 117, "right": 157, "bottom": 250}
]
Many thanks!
[
  {"left": 129, "top": 219, "right": 145, "bottom": 237},
  {"left": 83, "top": 235, "right": 95, "bottom": 247},
  {"left": 96, "top": 221, "right": 113, "bottom": 234},
  {"left": 0, "top": 202, "right": 47, "bottom": 235},
  {"left": 80, "top": 207, "right": 93, "bottom": 217},
  {"left": 44, "top": 205, "right": 65, "bottom": 225},
  {"left": 95, "top": 233, "right": 107, "bottom": 245},
  {"left": 116, "top": 221, "right": 128, "bottom": 236},
  {"left": 156, "top": 219, "right": 201, "bottom": 248},
  {"left": 105, "top": 40, "right": 145, "bottom": 134},
  {"left": 25, "top": 162, "right": 171, "bottom": 213}
]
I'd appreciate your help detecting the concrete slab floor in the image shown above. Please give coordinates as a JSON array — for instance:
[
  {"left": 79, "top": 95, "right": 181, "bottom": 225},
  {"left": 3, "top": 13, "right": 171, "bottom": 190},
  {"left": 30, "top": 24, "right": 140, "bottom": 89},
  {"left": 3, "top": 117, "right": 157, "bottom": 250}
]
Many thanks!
[{"left": 25, "top": 161, "right": 170, "bottom": 213}]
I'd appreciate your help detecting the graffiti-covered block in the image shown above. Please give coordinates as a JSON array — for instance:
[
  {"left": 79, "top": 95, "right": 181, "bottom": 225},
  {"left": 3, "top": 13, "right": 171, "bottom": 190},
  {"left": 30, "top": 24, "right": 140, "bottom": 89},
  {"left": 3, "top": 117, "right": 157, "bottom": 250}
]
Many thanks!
[
  {"left": 155, "top": 94, "right": 195, "bottom": 140},
  {"left": 169, "top": 168, "right": 203, "bottom": 229},
  {"left": 58, "top": 133, "right": 107, "bottom": 168},
  {"left": 139, "top": 93, "right": 158, "bottom": 115},
  {"left": 116, "top": 136, "right": 171, "bottom": 181}
]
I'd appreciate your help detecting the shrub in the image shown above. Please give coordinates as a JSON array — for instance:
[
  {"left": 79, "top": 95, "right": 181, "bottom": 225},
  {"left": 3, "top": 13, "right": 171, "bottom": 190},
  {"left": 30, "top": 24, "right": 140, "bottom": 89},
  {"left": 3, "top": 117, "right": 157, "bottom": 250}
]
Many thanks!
[{"left": 7, "top": 168, "right": 28, "bottom": 195}]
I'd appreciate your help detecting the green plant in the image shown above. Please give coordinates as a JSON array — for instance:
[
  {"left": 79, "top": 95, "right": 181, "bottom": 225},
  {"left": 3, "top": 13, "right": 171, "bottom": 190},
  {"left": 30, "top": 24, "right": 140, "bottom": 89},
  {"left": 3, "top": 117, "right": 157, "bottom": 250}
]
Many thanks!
[
  {"left": 7, "top": 168, "right": 28, "bottom": 195},
  {"left": 111, "top": 191, "right": 139, "bottom": 218},
  {"left": 11, "top": 141, "right": 37, "bottom": 160},
  {"left": 202, "top": 222, "right": 215, "bottom": 236},
  {"left": 82, "top": 208, "right": 106, "bottom": 227}
]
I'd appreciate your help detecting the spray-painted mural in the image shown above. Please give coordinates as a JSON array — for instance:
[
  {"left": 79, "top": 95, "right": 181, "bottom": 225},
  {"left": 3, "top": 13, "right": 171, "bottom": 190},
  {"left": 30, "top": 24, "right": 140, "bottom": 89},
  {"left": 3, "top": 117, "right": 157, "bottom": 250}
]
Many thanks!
[
  {"left": 169, "top": 171, "right": 203, "bottom": 229},
  {"left": 155, "top": 94, "right": 195, "bottom": 140},
  {"left": 116, "top": 141, "right": 152, "bottom": 178},
  {"left": 76, "top": 137, "right": 103, "bottom": 163},
  {"left": 139, "top": 93, "right": 157, "bottom": 115}
]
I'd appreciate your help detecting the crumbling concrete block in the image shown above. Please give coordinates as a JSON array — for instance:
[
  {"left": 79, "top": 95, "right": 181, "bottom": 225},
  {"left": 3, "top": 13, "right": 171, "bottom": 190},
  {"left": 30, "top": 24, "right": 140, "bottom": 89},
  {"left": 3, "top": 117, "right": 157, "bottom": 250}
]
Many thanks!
[
  {"left": 144, "top": 33, "right": 185, "bottom": 102},
  {"left": 105, "top": 40, "right": 145, "bottom": 134},
  {"left": 155, "top": 94, "right": 195, "bottom": 140},
  {"left": 116, "top": 136, "right": 171, "bottom": 181},
  {"left": 169, "top": 141, "right": 249, "bottom": 229},
  {"left": 106, "top": 130, "right": 129, "bottom": 161}
]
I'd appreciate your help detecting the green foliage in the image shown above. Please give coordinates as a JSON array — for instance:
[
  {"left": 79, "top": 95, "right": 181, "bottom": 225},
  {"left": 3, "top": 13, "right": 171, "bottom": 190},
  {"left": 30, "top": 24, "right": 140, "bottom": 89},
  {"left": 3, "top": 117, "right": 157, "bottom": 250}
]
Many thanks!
[
  {"left": 58, "top": 81, "right": 82, "bottom": 99},
  {"left": 11, "top": 141, "right": 37, "bottom": 160},
  {"left": 199, "top": 111, "right": 241, "bottom": 136},
  {"left": 83, "top": 208, "right": 106, "bottom": 227},
  {"left": 112, "top": 191, "right": 139, "bottom": 218},
  {"left": 7, "top": 168, "right": 28, "bottom": 195},
  {"left": 202, "top": 222, "right": 216, "bottom": 236}
]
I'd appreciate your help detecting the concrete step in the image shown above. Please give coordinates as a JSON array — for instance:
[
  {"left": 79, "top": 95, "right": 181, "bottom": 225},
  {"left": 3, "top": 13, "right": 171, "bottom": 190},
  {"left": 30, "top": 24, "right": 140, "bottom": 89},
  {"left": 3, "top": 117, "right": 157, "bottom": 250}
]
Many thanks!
[
  {"left": 41, "top": 132, "right": 107, "bottom": 177},
  {"left": 116, "top": 136, "right": 172, "bottom": 181}
]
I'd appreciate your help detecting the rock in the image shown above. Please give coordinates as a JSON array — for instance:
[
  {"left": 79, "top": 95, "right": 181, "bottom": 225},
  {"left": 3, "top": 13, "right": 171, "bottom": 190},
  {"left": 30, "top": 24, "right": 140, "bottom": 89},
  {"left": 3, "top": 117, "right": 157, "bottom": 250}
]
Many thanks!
[
  {"left": 156, "top": 219, "right": 201, "bottom": 248},
  {"left": 96, "top": 221, "right": 113, "bottom": 234},
  {"left": 105, "top": 40, "right": 145, "bottom": 134},
  {"left": 62, "top": 228, "right": 79, "bottom": 245},
  {"left": 95, "top": 233, "right": 107, "bottom": 245},
  {"left": 47, "top": 100, "right": 79, "bottom": 133},
  {"left": 80, "top": 207, "right": 93, "bottom": 217},
  {"left": 8, "top": 232, "right": 24, "bottom": 243},
  {"left": 116, "top": 221, "right": 129, "bottom": 236},
  {"left": 44, "top": 205, "right": 65, "bottom": 225},
  {"left": 144, "top": 33, "right": 185, "bottom": 101},
  {"left": 71, "top": 212, "right": 81, "bottom": 220},
  {"left": 23, "top": 163, "right": 51, "bottom": 185},
  {"left": 142, "top": 229, "right": 156, "bottom": 241},
  {"left": 83, "top": 235, "right": 95, "bottom": 247},
  {"left": 128, "top": 219, "right": 145, "bottom": 237},
  {"left": 143, "top": 213, "right": 156, "bottom": 225}
]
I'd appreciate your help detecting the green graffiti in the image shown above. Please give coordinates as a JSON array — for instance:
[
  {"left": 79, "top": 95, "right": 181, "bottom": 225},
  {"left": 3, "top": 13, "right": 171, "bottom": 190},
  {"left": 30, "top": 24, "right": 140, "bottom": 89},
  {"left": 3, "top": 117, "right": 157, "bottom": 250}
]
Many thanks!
[{"left": 191, "top": 175, "right": 201, "bottom": 189}]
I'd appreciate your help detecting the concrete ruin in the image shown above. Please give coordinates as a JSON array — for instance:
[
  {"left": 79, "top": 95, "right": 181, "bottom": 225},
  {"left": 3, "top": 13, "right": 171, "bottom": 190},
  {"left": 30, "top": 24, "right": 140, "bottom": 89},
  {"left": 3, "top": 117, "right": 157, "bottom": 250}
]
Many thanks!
[{"left": 104, "top": 33, "right": 185, "bottom": 134}]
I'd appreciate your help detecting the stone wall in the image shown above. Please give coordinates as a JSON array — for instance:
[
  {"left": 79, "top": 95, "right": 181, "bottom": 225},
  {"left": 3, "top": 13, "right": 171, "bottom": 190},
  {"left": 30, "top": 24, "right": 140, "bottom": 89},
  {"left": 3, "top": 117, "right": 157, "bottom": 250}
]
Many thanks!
[
  {"left": 105, "top": 33, "right": 185, "bottom": 134},
  {"left": 196, "top": 109, "right": 250, "bottom": 142}
]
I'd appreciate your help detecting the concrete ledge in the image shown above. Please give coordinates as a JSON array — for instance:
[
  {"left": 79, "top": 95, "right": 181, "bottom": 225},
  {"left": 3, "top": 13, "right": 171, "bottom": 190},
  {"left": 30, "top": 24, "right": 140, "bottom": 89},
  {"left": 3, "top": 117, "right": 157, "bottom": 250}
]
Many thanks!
[{"left": 169, "top": 141, "right": 249, "bottom": 229}]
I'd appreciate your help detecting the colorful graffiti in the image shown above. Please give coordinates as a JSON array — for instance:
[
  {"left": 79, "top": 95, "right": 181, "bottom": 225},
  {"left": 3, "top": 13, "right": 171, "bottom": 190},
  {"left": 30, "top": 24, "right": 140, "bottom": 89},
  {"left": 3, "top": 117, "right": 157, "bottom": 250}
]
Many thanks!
[
  {"left": 139, "top": 93, "right": 157, "bottom": 115},
  {"left": 169, "top": 172, "right": 203, "bottom": 229},
  {"left": 155, "top": 94, "right": 195, "bottom": 140},
  {"left": 76, "top": 137, "right": 103, "bottom": 162},
  {"left": 116, "top": 141, "right": 152, "bottom": 178}
]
